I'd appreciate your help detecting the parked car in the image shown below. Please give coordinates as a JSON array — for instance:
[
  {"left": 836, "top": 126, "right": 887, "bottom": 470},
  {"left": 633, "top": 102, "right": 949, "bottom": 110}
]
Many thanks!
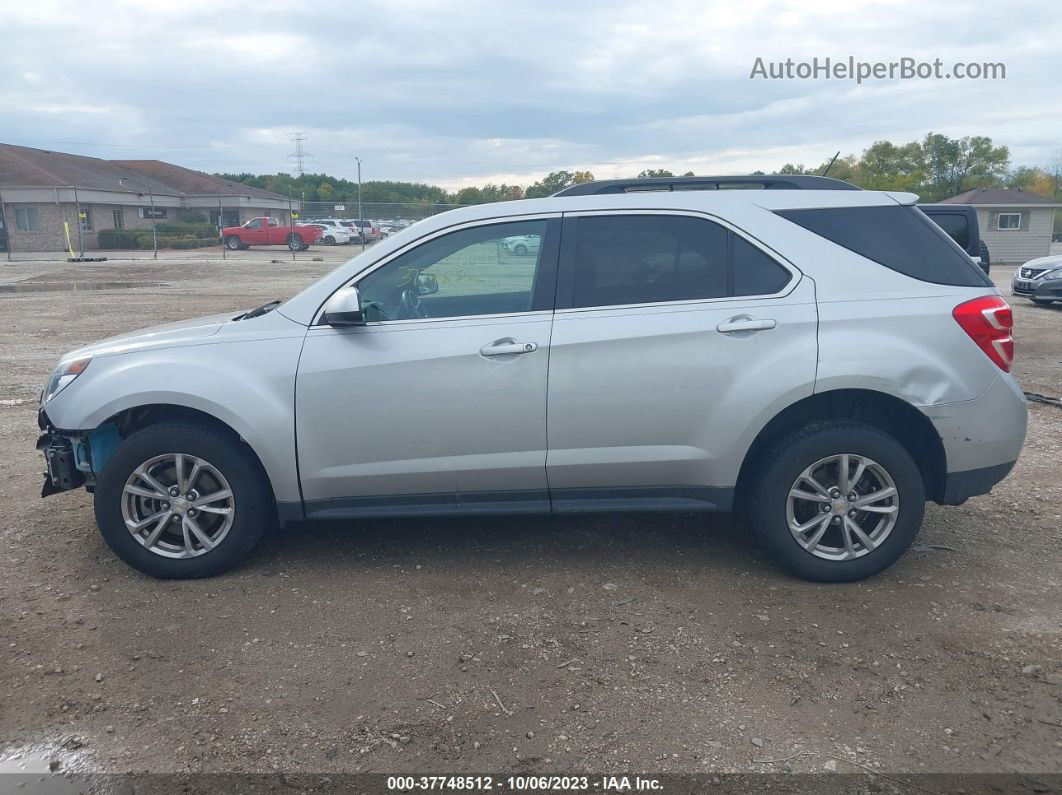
[
  {"left": 919, "top": 204, "right": 991, "bottom": 274},
  {"left": 307, "top": 224, "right": 352, "bottom": 245},
  {"left": 221, "top": 217, "right": 323, "bottom": 251},
  {"left": 501, "top": 234, "right": 541, "bottom": 256},
  {"left": 347, "top": 219, "right": 382, "bottom": 242},
  {"left": 307, "top": 220, "right": 356, "bottom": 244},
  {"left": 1011, "top": 254, "right": 1062, "bottom": 305},
  {"left": 37, "top": 175, "right": 1025, "bottom": 582}
]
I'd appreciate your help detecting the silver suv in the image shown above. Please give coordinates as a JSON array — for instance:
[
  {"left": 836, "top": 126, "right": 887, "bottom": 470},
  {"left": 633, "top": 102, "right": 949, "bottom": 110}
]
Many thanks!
[{"left": 37, "top": 175, "right": 1027, "bottom": 582}]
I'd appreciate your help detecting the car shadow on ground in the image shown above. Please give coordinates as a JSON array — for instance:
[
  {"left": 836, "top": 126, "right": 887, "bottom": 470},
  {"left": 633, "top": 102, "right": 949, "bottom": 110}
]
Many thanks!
[{"left": 250, "top": 511, "right": 768, "bottom": 577}]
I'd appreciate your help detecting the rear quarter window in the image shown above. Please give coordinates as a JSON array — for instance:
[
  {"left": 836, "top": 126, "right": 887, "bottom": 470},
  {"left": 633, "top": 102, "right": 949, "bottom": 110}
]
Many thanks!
[{"left": 777, "top": 205, "right": 990, "bottom": 287}]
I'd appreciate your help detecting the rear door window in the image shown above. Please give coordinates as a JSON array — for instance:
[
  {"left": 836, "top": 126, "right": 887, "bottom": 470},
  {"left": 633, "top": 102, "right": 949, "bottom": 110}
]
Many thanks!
[
  {"left": 561, "top": 214, "right": 792, "bottom": 309},
  {"left": 777, "top": 205, "right": 989, "bottom": 287}
]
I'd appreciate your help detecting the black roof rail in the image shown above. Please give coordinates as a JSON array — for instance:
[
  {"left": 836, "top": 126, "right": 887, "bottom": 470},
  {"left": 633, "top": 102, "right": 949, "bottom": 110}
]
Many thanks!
[{"left": 552, "top": 175, "right": 861, "bottom": 196}]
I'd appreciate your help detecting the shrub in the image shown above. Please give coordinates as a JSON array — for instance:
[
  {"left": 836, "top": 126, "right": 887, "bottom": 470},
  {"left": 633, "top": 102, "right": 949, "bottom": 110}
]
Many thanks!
[
  {"left": 156, "top": 222, "right": 217, "bottom": 239},
  {"left": 97, "top": 229, "right": 144, "bottom": 249}
]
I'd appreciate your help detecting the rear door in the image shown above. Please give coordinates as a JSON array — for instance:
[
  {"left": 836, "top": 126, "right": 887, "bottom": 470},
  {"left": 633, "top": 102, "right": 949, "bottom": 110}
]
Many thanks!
[{"left": 545, "top": 211, "right": 818, "bottom": 512}]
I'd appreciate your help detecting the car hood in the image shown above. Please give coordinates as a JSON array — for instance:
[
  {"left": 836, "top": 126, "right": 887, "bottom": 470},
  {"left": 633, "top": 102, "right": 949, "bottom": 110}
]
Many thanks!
[
  {"left": 1020, "top": 254, "right": 1062, "bottom": 271},
  {"left": 65, "top": 312, "right": 232, "bottom": 359}
]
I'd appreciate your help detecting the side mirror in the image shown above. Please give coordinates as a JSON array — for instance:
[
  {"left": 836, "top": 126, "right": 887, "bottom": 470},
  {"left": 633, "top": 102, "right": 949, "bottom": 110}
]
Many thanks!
[
  {"left": 414, "top": 272, "right": 439, "bottom": 296},
  {"left": 321, "top": 286, "right": 364, "bottom": 326}
]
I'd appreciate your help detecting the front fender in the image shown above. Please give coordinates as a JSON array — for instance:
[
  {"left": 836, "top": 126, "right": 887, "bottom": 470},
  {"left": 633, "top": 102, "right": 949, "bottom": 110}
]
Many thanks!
[{"left": 43, "top": 337, "right": 304, "bottom": 503}]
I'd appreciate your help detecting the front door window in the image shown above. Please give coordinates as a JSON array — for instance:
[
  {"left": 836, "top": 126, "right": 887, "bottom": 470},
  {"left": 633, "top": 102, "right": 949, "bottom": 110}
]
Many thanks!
[{"left": 358, "top": 220, "right": 549, "bottom": 321}]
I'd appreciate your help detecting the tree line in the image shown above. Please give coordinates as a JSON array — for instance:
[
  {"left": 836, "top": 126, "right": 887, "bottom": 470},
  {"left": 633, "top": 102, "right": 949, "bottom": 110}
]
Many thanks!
[{"left": 216, "top": 132, "right": 1061, "bottom": 209}]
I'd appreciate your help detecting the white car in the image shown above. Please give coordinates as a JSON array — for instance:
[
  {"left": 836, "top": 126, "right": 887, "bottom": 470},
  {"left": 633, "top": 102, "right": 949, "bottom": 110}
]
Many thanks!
[
  {"left": 502, "top": 234, "right": 541, "bottom": 256},
  {"left": 307, "top": 224, "right": 352, "bottom": 245}
]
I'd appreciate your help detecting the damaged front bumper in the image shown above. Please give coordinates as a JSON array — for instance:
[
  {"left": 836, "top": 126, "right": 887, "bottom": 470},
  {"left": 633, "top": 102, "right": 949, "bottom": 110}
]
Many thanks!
[
  {"left": 37, "top": 429, "right": 85, "bottom": 496},
  {"left": 37, "top": 408, "right": 120, "bottom": 497}
]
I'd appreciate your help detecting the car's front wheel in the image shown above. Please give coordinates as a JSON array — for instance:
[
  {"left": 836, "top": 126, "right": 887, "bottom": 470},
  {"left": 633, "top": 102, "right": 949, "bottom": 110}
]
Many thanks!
[
  {"left": 1031, "top": 298, "right": 1055, "bottom": 306},
  {"left": 225, "top": 235, "right": 244, "bottom": 251},
  {"left": 749, "top": 422, "right": 925, "bottom": 582},
  {"left": 94, "top": 422, "right": 271, "bottom": 578}
]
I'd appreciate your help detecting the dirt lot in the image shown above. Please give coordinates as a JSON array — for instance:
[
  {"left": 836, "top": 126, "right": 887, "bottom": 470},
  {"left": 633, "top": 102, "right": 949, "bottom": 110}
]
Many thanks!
[{"left": 0, "top": 253, "right": 1059, "bottom": 785}]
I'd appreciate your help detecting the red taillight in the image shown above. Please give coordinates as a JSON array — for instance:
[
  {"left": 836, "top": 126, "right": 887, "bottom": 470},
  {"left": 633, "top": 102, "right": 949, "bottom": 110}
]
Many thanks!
[{"left": 953, "top": 295, "right": 1014, "bottom": 372}]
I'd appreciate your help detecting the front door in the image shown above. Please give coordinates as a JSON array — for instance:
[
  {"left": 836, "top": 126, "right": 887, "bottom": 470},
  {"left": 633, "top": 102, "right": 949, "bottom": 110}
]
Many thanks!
[
  {"left": 242, "top": 217, "right": 266, "bottom": 244},
  {"left": 295, "top": 217, "right": 560, "bottom": 518},
  {"left": 545, "top": 211, "right": 818, "bottom": 512}
]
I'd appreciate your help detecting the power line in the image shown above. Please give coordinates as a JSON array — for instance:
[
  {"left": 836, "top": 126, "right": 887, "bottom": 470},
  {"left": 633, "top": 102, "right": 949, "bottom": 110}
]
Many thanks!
[{"left": 287, "top": 132, "right": 312, "bottom": 176}]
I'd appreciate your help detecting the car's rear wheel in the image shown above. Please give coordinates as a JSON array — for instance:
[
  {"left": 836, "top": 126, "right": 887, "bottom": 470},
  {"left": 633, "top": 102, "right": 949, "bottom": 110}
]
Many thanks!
[
  {"left": 94, "top": 422, "right": 271, "bottom": 579},
  {"left": 225, "top": 236, "right": 243, "bottom": 251},
  {"left": 514, "top": 244, "right": 528, "bottom": 255},
  {"left": 748, "top": 422, "right": 925, "bottom": 582},
  {"left": 324, "top": 235, "right": 336, "bottom": 245},
  {"left": 287, "top": 234, "right": 307, "bottom": 251}
]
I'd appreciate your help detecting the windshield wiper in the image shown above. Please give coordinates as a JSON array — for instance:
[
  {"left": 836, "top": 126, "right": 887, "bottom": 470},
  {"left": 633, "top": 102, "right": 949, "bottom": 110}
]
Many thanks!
[{"left": 237, "top": 300, "right": 281, "bottom": 320}]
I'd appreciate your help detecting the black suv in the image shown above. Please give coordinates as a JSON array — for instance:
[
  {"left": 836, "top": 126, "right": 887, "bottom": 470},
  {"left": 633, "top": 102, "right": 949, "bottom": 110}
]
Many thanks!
[{"left": 920, "top": 204, "right": 991, "bottom": 275}]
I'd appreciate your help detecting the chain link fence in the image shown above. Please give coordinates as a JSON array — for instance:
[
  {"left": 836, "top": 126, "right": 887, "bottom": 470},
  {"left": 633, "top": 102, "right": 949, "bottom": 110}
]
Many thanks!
[{"left": 0, "top": 192, "right": 472, "bottom": 263}]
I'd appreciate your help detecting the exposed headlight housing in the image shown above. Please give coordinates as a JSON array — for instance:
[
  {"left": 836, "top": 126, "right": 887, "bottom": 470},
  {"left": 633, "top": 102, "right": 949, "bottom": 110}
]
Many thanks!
[
  {"left": 1044, "top": 269, "right": 1062, "bottom": 280},
  {"left": 44, "top": 355, "right": 93, "bottom": 403}
]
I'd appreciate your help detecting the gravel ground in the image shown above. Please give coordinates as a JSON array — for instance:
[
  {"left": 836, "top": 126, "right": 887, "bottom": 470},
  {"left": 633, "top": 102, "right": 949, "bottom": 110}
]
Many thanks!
[{"left": 0, "top": 254, "right": 1059, "bottom": 784}]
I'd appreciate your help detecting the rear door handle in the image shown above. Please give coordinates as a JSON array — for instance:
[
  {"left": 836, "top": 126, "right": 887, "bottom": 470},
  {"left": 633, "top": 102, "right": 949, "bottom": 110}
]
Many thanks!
[
  {"left": 480, "top": 339, "right": 538, "bottom": 356},
  {"left": 716, "top": 317, "right": 777, "bottom": 334}
]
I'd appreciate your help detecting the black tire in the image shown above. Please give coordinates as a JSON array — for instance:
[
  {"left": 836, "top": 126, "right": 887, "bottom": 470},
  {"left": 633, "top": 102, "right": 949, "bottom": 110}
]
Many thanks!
[
  {"left": 324, "top": 235, "right": 336, "bottom": 245},
  {"left": 94, "top": 422, "right": 271, "bottom": 579},
  {"left": 748, "top": 421, "right": 925, "bottom": 582},
  {"left": 1031, "top": 298, "right": 1055, "bottom": 306},
  {"left": 978, "top": 241, "right": 990, "bottom": 274},
  {"left": 514, "top": 244, "right": 528, "bottom": 256},
  {"left": 225, "top": 235, "right": 243, "bottom": 251}
]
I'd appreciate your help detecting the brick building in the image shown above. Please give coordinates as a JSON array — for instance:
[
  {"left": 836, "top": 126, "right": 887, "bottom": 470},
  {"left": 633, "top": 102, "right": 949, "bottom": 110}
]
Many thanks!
[{"left": 0, "top": 143, "right": 297, "bottom": 252}]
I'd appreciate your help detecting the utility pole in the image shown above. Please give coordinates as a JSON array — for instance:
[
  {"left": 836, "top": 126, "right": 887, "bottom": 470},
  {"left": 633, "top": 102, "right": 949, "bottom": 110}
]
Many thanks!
[
  {"left": 0, "top": 188, "right": 10, "bottom": 262},
  {"left": 218, "top": 191, "right": 226, "bottom": 261},
  {"left": 149, "top": 186, "right": 158, "bottom": 260},
  {"left": 288, "top": 193, "right": 296, "bottom": 262},
  {"left": 355, "top": 156, "right": 364, "bottom": 249},
  {"left": 73, "top": 186, "right": 85, "bottom": 259}
]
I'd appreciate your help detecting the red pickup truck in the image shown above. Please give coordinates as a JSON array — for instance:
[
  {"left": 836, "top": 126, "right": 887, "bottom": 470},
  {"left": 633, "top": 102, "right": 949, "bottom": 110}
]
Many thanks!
[{"left": 222, "top": 217, "right": 324, "bottom": 251}]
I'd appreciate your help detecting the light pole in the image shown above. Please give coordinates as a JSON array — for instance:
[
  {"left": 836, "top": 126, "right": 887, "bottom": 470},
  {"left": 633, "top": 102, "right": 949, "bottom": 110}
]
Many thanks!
[{"left": 355, "top": 156, "right": 362, "bottom": 221}]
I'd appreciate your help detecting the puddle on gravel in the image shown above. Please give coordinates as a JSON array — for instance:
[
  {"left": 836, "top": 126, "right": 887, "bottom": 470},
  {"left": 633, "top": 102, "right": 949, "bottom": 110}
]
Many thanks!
[
  {"left": 0, "top": 281, "right": 162, "bottom": 294},
  {"left": 0, "top": 742, "right": 105, "bottom": 794}
]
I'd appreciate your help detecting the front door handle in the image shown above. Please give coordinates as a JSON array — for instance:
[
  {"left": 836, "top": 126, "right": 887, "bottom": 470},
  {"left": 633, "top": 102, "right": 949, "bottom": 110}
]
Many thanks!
[
  {"left": 480, "top": 339, "right": 538, "bottom": 356},
  {"left": 716, "top": 316, "right": 777, "bottom": 334}
]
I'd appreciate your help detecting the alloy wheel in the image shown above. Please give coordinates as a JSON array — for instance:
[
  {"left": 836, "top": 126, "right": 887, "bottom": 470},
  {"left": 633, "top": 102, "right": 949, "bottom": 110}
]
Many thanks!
[
  {"left": 785, "top": 453, "right": 899, "bottom": 560},
  {"left": 121, "top": 453, "right": 235, "bottom": 558}
]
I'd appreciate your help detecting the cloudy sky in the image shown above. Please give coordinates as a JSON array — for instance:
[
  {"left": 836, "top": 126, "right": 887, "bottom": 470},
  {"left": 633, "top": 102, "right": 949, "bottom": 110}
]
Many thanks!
[{"left": 1, "top": 0, "right": 1059, "bottom": 189}]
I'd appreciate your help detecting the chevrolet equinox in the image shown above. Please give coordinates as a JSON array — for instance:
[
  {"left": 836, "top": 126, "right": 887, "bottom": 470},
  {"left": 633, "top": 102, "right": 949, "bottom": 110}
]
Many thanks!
[{"left": 37, "top": 175, "right": 1027, "bottom": 582}]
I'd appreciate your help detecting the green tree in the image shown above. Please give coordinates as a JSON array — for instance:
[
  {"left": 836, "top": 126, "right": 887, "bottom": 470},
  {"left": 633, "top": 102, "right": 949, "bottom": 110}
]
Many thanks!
[
  {"left": 524, "top": 170, "right": 578, "bottom": 198},
  {"left": 637, "top": 169, "right": 674, "bottom": 178},
  {"left": 1006, "top": 166, "right": 1055, "bottom": 197},
  {"left": 919, "top": 133, "right": 1009, "bottom": 200}
]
